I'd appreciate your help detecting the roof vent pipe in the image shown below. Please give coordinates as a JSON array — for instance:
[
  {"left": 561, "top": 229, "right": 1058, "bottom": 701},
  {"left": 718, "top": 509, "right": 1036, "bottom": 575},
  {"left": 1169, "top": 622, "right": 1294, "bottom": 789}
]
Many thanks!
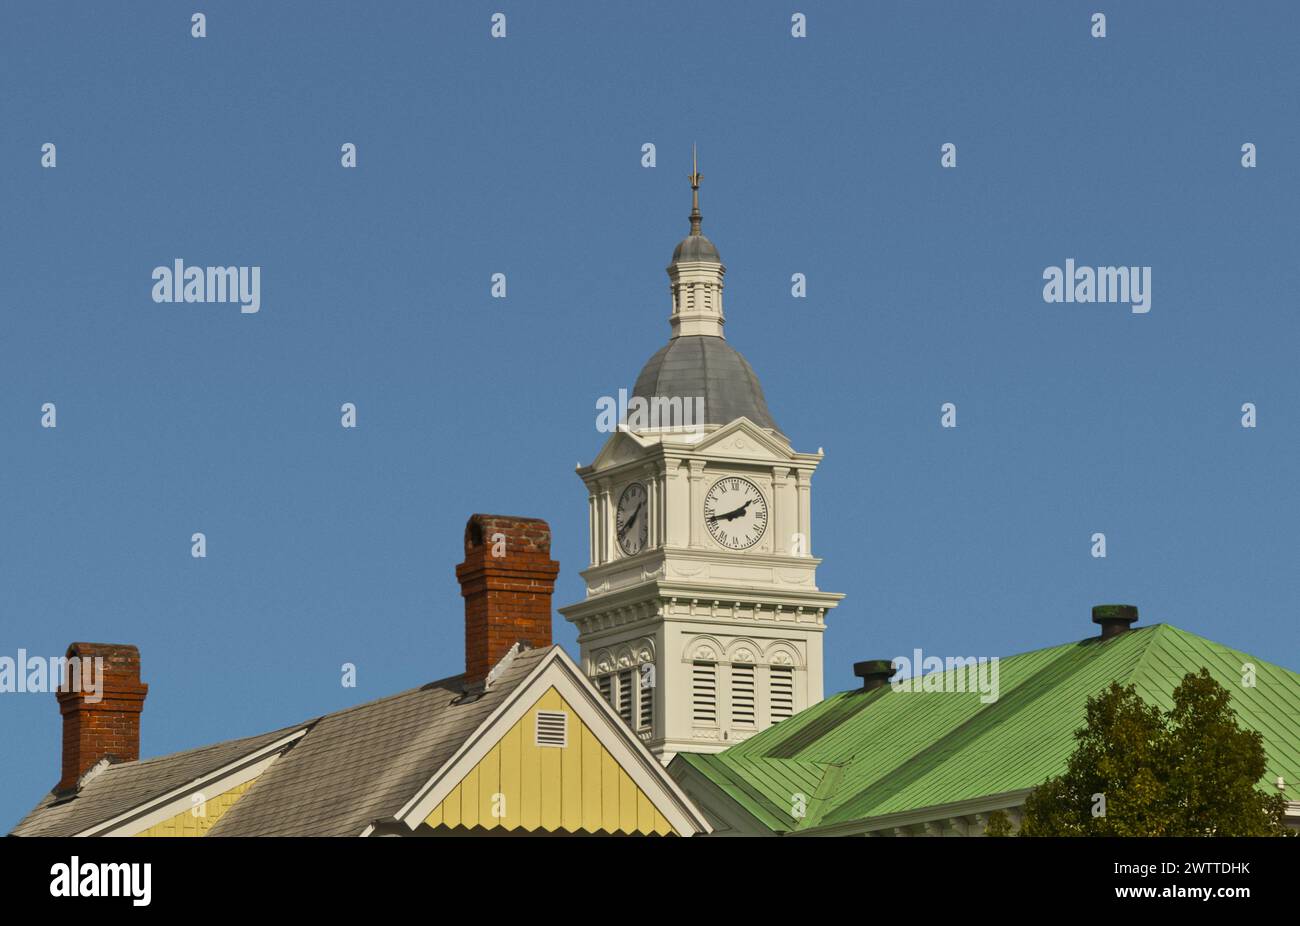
[
  {"left": 1092, "top": 604, "right": 1139, "bottom": 640},
  {"left": 853, "top": 659, "right": 896, "bottom": 691}
]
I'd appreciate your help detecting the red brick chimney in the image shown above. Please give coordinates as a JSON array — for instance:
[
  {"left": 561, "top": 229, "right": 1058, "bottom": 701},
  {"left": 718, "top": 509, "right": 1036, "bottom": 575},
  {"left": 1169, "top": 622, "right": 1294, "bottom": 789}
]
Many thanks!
[
  {"left": 456, "top": 515, "right": 559, "bottom": 684},
  {"left": 56, "top": 642, "right": 148, "bottom": 792}
]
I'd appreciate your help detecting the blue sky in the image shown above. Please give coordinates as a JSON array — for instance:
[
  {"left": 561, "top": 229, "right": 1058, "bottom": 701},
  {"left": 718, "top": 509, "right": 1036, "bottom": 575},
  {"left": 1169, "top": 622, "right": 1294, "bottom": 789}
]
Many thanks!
[{"left": 2, "top": 1, "right": 1297, "bottom": 830}]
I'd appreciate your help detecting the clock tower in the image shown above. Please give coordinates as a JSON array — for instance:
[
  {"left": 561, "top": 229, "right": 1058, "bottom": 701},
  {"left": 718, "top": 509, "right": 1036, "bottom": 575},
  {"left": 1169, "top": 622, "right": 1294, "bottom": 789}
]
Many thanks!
[{"left": 560, "top": 153, "right": 844, "bottom": 762}]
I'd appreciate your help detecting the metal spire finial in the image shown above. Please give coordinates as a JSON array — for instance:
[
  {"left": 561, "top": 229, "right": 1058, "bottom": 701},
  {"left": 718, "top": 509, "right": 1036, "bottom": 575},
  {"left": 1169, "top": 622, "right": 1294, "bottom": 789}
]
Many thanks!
[{"left": 688, "top": 144, "right": 703, "bottom": 236}]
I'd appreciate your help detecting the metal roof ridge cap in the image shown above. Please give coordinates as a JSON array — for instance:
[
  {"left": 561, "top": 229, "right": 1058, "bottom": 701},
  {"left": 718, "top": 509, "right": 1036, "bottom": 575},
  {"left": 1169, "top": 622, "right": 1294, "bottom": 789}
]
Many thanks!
[
  {"left": 791, "top": 763, "right": 844, "bottom": 831},
  {"left": 1122, "top": 621, "right": 1169, "bottom": 691}
]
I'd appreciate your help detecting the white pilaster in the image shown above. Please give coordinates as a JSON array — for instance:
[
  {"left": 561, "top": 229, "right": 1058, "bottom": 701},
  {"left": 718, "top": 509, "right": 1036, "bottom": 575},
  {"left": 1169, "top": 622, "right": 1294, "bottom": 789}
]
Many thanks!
[
  {"left": 796, "top": 469, "right": 812, "bottom": 557},
  {"left": 772, "top": 466, "right": 791, "bottom": 554},
  {"left": 688, "top": 460, "right": 707, "bottom": 548}
]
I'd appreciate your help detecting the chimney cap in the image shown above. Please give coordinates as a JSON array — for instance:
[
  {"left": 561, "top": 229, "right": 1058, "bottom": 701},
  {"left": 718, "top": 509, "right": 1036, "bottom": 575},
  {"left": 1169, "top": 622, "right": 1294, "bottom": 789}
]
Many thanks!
[
  {"left": 463, "top": 513, "right": 552, "bottom": 554},
  {"left": 1092, "top": 604, "right": 1139, "bottom": 639},
  {"left": 64, "top": 641, "right": 141, "bottom": 660},
  {"left": 853, "top": 659, "right": 896, "bottom": 690}
]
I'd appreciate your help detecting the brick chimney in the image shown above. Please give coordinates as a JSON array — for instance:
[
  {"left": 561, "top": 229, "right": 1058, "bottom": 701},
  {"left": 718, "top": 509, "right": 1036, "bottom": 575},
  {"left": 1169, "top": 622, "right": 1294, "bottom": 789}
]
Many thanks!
[
  {"left": 56, "top": 642, "right": 148, "bottom": 792},
  {"left": 456, "top": 515, "right": 559, "bottom": 684}
]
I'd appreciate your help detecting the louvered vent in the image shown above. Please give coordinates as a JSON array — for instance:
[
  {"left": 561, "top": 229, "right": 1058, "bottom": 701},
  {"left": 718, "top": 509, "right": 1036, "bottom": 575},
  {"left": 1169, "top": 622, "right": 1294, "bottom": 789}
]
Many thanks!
[
  {"left": 616, "top": 669, "right": 634, "bottom": 725},
  {"left": 732, "top": 663, "right": 756, "bottom": 726},
  {"left": 597, "top": 673, "right": 613, "bottom": 707},
  {"left": 692, "top": 661, "right": 717, "bottom": 724},
  {"left": 535, "top": 710, "right": 568, "bottom": 748},
  {"left": 770, "top": 665, "right": 794, "bottom": 721},
  {"left": 638, "top": 674, "right": 653, "bottom": 730}
]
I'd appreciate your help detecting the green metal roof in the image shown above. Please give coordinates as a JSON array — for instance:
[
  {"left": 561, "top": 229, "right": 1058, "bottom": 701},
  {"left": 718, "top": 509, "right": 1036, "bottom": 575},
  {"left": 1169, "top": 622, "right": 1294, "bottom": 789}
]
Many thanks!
[{"left": 675, "top": 624, "right": 1300, "bottom": 834}]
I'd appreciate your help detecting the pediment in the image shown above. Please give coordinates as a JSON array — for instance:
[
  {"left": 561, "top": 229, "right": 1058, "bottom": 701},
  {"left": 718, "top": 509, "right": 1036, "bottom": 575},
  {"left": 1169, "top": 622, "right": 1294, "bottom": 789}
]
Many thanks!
[
  {"left": 692, "top": 417, "right": 795, "bottom": 463},
  {"left": 588, "top": 429, "right": 656, "bottom": 472}
]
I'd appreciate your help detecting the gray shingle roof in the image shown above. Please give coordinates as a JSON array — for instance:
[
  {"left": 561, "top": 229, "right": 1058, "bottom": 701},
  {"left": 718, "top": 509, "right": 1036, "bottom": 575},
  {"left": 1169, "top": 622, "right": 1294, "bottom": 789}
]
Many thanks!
[
  {"left": 11, "top": 646, "right": 551, "bottom": 837},
  {"left": 632, "top": 334, "right": 781, "bottom": 433},
  {"left": 10, "top": 725, "right": 303, "bottom": 837}
]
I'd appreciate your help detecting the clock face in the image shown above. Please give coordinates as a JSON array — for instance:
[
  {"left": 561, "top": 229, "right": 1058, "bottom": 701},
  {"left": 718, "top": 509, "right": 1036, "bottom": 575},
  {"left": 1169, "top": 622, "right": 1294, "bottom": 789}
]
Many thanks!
[
  {"left": 704, "top": 476, "right": 768, "bottom": 550},
  {"left": 615, "top": 482, "right": 649, "bottom": 556}
]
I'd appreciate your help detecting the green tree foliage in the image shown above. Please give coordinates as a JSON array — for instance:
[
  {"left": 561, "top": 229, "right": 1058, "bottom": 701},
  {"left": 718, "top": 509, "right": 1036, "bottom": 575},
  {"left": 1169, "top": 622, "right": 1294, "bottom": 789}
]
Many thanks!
[
  {"left": 983, "top": 809, "right": 1012, "bottom": 836},
  {"left": 1020, "top": 669, "right": 1290, "bottom": 836}
]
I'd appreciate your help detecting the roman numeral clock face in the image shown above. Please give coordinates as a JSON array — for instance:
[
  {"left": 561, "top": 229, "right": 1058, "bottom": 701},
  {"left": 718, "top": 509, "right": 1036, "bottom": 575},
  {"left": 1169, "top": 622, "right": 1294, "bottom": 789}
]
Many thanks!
[
  {"left": 704, "top": 476, "right": 768, "bottom": 550},
  {"left": 615, "top": 482, "right": 649, "bottom": 556}
]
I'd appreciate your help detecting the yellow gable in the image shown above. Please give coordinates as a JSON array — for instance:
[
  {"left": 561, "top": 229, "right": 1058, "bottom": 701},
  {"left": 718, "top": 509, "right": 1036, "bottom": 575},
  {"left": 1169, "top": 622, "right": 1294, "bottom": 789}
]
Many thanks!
[
  {"left": 423, "top": 686, "right": 676, "bottom": 835},
  {"left": 135, "top": 777, "right": 258, "bottom": 837}
]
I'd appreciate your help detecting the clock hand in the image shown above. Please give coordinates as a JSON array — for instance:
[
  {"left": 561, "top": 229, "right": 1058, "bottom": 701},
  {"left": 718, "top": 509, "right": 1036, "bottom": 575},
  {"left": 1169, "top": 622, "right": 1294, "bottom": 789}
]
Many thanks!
[
  {"left": 709, "top": 497, "right": 756, "bottom": 523},
  {"left": 624, "top": 503, "right": 644, "bottom": 531}
]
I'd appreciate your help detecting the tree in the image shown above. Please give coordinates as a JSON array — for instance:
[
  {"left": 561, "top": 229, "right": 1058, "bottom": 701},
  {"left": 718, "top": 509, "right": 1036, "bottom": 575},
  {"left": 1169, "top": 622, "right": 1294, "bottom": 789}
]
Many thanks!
[
  {"left": 983, "top": 809, "right": 1012, "bottom": 836},
  {"left": 1020, "top": 669, "right": 1290, "bottom": 836}
]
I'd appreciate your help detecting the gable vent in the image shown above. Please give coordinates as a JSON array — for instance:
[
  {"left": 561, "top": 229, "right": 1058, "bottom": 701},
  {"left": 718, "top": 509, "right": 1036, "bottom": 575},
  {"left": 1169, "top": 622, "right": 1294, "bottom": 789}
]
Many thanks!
[{"left": 535, "top": 710, "right": 568, "bottom": 748}]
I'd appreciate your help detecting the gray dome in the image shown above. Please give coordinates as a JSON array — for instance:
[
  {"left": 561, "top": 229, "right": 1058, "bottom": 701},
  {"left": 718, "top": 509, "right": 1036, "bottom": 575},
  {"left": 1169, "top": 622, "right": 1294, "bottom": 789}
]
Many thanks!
[
  {"left": 631, "top": 335, "right": 780, "bottom": 432},
  {"left": 671, "top": 233, "right": 721, "bottom": 264}
]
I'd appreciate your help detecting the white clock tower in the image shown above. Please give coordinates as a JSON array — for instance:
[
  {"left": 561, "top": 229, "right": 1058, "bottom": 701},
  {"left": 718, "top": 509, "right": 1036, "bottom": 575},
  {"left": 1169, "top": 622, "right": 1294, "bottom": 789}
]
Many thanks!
[{"left": 560, "top": 154, "right": 844, "bottom": 762}]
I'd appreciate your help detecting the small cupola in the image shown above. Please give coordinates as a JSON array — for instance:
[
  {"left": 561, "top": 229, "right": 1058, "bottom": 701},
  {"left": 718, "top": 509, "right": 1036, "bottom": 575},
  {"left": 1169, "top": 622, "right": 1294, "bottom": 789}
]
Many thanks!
[{"left": 666, "top": 145, "right": 727, "bottom": 338}]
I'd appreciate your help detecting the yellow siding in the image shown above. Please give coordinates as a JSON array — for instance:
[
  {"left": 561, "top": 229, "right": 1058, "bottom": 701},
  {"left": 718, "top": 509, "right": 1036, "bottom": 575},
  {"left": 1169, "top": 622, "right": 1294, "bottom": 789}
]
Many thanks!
[
  {"left": 601, "top": 748, "right": 619, "bottom": 828},
  {"left": 560, "top": 713, "right": 583, "bottom": 832},
  {"left": 443, "top": 779, "right": 462, "bottom": 829},
  {"left": 461, "top": 762, "right": 480, "bottom": 830},
  {"left": 619, "top": 766, "right": 638, "bottom": 833},
  {"left": 581, "top": 724, "right": 603, "bottom": 831},
  {"left": 135, "top": 777, "right": 257, "bottom": 837},
  {"left": 655, "top": 808, "right": 671, "bottom": 833},
  {"left": 499, "top": 720, "right": 521, "bottom": 829},
  {"left": 520, "top": 700, "right": 542, "bottom": 831},
  {"left": 637, "top": 789, "right": 655, "bottom": 833},
  {"left": 479, "top": 735, "right": 501, "bottom": 826},
  {"left": 423, "top": 686, "right": 677, "bottom": 835}
]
